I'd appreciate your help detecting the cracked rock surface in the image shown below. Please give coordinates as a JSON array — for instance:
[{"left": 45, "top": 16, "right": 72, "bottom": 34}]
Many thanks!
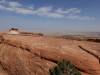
[{"left": 0, "top": 34, "right": 100, "bottom": 75}]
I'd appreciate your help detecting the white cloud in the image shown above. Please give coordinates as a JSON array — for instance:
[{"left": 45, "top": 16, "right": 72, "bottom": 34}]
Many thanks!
[
  {"left": 0, "top": 0, "right": 95, "bottom": 20},
  {"left": 66, "top": 15, "right": 95, "bottom": 20},
  {"left": 0, "top": 0, "right": 6, "bottom": 3},
  {"left": 0, "top": 4, "right": 5, "bottom": 9},
  {"left": 55, "top": 8, "right": 81, "bottom": 14},
  {"left": 9, "top": 2, "right": 22, "bottom": 7},
  {"left": 0, "top": 4, "right": 14, "bottom": 11},
  {"left": 28, "top": 5, "right": 34, "bottom": 10},
  {"left": 34, "top": 7, "right": 64, "bottom": 18}
]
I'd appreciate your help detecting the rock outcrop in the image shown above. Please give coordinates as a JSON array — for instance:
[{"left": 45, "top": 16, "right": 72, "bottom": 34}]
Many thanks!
[{"left": 0, "top": 34, "right": 100, "bottom": 75}]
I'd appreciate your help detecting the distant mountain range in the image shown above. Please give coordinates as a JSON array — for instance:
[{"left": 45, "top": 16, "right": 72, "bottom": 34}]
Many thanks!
[
  {"left": 68, "top": 32, "right": 100, "bottom": 38},
  {"left": 47, "top": 32, "right": 100, "bottom": 38}
]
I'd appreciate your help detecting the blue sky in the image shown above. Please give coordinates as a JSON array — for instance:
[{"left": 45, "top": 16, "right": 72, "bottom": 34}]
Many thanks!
[{"left": 0, "top": 0, "right": 100, "bottom": 33}]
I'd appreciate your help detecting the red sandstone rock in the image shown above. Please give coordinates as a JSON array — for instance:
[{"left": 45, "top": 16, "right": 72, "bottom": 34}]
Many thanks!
[{"left": 0, "top": 34, "right": 100, "bottom": 75}]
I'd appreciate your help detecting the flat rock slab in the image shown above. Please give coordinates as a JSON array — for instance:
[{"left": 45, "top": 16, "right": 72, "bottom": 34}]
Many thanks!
[{"left": 0, "top": 34, "right": 100, "bottom": 75}]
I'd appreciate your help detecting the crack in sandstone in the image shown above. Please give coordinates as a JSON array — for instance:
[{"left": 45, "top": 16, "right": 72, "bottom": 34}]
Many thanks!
[
  {"left": 0, "top": 35, "right": 57, "bottom": 64},
  {"left": 0, "top": 61, "right": 10, "bottom": 75},
  {"left": 79, "top": 45, "right": 100, "bottom": 63},
  {"left": 0, "top": 41, "right": 55, "bottom": 75}
]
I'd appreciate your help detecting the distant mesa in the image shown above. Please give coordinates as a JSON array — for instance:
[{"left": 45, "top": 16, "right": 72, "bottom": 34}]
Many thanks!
[
  {"left": 8, "top": 28, "right": 20, "bottom": 35},
  {"left": 7, "top": 28, "right": 44, "bottom": 36}
]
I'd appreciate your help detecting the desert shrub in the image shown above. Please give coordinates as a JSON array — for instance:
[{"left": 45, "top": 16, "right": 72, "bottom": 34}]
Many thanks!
[{"left": 49, "top": 60, "right": 81, "bottom": 75}]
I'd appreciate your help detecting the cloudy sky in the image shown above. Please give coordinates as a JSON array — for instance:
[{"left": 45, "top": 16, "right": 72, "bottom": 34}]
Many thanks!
[{"left": 0, "top": 0, "right": 100, "bottom": 33}]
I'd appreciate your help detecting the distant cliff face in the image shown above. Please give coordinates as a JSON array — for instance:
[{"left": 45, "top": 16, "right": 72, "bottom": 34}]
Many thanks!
[{"left": 0, "top": 34, "right": 100, "bottom": 75}]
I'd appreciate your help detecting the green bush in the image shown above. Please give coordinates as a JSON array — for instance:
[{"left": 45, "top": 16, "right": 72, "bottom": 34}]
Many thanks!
[{"left": 49, "top": 60, "right": 81, "bottom": 75}]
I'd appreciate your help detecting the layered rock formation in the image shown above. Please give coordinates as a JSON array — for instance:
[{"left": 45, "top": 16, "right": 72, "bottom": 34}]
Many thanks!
[{"left": 0, "top": 34, "right": 100, "bottom": 75}]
